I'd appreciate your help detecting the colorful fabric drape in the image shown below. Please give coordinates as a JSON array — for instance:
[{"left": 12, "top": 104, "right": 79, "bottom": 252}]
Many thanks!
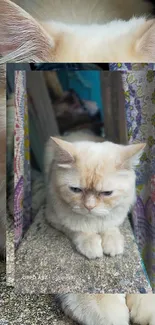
[
  {"left": 110, "top": 63, "right": 155, "bottom": 291},
  {"left": 14, "top": 70, "right": 31, "bottom": 247}
]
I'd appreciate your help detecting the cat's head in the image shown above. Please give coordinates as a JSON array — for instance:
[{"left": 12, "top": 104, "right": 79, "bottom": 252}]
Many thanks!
[
  {"left": 50, "top": 137, "right": 146, "bottom": 217},
  {"left": 0, "top": 1, "right": 155, "bottom": 62}
]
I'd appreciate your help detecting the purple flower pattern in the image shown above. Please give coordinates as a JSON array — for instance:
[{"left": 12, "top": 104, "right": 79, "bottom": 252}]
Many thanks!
[{"left": 110, "top": 64, "right": 155, "bottom": 291}]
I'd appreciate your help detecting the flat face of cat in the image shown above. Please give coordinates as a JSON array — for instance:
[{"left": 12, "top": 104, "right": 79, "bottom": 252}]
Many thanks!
[{"left": 51, "top": 138, "right": 145, "bottom": 217}]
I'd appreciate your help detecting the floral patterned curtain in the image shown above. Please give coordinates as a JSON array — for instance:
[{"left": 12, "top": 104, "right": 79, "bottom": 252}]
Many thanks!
[
  {"left": 14, "top": 70, "right": 31, "bottom": 247},
  {"left": 110, "top": 64, "right": 155, "bottom": 291}
]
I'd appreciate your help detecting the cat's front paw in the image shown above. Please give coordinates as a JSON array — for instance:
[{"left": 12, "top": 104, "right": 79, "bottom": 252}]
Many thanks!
[
  {"left": 127, "top": 294, "right": 155, "bottom": 325},
  {"left": 59, "top": 293, "right": 129, "bottom": 325},
  {"left": 73, "top": 233, "right": 103, "bottom": 259},
  {"left": 101, "top": 228, "right": 124, "bottom": 257}
]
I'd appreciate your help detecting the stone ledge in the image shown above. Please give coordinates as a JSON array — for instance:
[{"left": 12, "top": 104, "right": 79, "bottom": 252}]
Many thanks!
[
  {"left": 0, "top": 262, "right": 74, "bottom": 325},
  {"left": 14, "top": 206, "right": 152, "bottom": 294}
]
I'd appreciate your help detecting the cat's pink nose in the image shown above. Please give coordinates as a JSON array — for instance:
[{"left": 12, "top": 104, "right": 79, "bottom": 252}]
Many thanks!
[{"left": 84, "top": 203, "right": 96, "bottom": 212}]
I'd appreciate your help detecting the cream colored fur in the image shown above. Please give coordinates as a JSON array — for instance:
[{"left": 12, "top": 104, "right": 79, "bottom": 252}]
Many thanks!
[
  {"left": 127, "top": 294, "right": 155, "bottom": 325},
  {"left": 59, "top": 293, "right": 129, "bottom": 325},
  {"left": 59, "top": 293, "right": 155, "bottom": 325},
  {"left": 42, "top": 17, "right": 155, "bottom": 62},
  {"left": 45, "top": 132, "right": 145, "bottom": 259},
  {"left": 0, "top": 0, "right": 155, "bottom": 63}
]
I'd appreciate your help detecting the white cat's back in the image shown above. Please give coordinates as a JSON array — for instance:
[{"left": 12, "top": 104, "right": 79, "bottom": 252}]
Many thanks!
[{"left": 62, "top": 131, "right": 104, "bottom": 143}]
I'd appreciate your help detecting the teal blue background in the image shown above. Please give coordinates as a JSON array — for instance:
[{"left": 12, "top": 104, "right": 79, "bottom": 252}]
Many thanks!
[{"left": 57, "top": 70, "right": 103, "bottom": 120}]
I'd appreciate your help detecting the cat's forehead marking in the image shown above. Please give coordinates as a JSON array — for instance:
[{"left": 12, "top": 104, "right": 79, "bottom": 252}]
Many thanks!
[
  {"left": 78, "top": 161, "right": 107, "bottom": 190},
  {"left": 84, "top": 165, "right": 101, "bottom": 189},
  {"left": 74, "top": 142, "right": 120, "bottom": 189}
]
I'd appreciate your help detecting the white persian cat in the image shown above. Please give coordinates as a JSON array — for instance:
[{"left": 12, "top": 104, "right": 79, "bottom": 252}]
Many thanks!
[
  {"left": 45, "top": 132, "right": 145, "bottom": 259},
  {"left": 0, "top": 0, "right": 155, "bottom": 62}
]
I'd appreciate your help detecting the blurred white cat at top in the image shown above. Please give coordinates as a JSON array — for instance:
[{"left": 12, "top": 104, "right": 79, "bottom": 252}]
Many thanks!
[{"left": 0, "top": 0, "right": 155, "bottom": 63}]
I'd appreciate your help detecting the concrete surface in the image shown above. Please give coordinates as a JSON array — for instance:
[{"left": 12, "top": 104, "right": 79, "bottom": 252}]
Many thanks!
[
  {"left": 14, "top": 206, "right": 152, "bottom": 294},
  {"left": 0, "top": 262, "right": 74, "bottom": 325},
  {"left": 0, "top": 262, "right": 136, "bottom": 325}
]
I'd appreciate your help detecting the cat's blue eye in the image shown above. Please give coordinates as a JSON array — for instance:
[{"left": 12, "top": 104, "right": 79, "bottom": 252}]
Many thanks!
[
  {"left": 101, "top": 191, "right": 113, "bottom": 196},
  {"left": 70, "top": 187, "right": 82, "bottom": 193}
]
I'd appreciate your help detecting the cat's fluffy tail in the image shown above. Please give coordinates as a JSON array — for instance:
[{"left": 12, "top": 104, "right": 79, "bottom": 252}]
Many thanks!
[{"left": 57, "top": 293, "right": 129, "bottom": 325}]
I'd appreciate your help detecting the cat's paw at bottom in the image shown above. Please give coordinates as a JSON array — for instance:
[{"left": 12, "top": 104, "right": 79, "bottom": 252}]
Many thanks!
[
  {"left": 73, "top": 232, "right": 103, "bottom": 259},
  {"left": 59, "top": 293, "right": 129, "bottom": 325},
  {"left": 101, "top": 228, "right": 124, "bottom": 257},
  {"left": 127, "top": 294, "right": 155, "bottom": 325}
]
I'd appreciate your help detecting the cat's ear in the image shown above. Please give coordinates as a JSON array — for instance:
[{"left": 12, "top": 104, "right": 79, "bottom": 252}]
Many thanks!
[
  {"left": 50, "top": 137, "right": 75, "bottom": 168},
  {"left": 135, "top": 19, "right": 155, "bottom": 61},
  {"left": 0, "top": 0, "right": 54, "bottom": 63},
  {"left": 119, "top": 143, "right": 146, "bottom": 169}
]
